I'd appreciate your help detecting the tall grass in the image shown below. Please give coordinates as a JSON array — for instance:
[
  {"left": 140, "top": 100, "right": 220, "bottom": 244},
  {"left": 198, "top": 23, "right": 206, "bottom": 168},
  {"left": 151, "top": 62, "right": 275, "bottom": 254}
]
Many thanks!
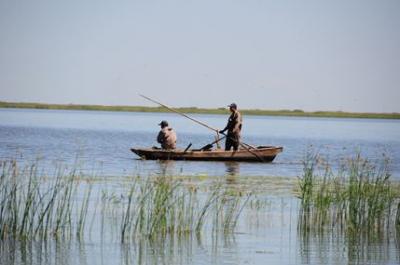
[
  {"left": 297, "top": 152, "right": 400, "bottom": 238},
  {"left": 0, "top": 161, "right": 93, "bottom": 240},
  {"left": 119, "top": 176, "right": 251, "bottom": 242},
  {"left": 0, "top": 160, "right": 251, "bottom": 243}
]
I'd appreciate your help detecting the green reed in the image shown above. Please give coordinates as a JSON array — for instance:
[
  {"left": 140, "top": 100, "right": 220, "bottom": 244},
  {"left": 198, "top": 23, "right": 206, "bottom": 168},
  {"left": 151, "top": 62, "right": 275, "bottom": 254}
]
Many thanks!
[
  {"left": 76, "top": 183, "right": 92, "bottom": 239},
  {"left": 0, "top": 161, "right": 93, "bottom": 240},
  {"left": 119, "top": 176, "right": 251, "bottom": 242},
  {"left": 0, "top": 160, "right": 251, "bottom": 242},
  {"left": 396, "top": 202, "right": 400, "bottom": 228},
  {"left": 297, "top": 152, "right": 400, "bottom": 237}
]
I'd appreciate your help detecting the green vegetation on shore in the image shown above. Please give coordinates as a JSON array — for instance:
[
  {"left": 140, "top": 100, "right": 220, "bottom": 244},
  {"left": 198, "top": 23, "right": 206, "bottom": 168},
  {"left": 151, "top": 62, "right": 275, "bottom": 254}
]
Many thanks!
[{"left": 1, "top": 101, "right": 399, "bottom": 119}]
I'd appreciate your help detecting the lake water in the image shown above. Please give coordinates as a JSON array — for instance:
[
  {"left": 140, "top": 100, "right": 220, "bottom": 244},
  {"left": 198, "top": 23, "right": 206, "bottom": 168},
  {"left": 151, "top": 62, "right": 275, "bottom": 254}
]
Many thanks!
[
  {"left": 1, "top": 108, "right": 400, "bottom": 179},
  {"left": 1, "top": 108, "right": 400, "bottom": 265}
]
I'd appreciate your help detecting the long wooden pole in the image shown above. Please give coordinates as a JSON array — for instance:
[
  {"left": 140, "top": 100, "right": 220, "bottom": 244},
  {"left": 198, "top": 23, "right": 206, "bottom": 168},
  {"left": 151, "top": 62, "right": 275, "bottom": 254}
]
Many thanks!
[
  {"left": 139, "top": 94, "right": 218, "bottom": 133},
  {"left": 139, "top": 94, "right": 264, "bottom": 161}
]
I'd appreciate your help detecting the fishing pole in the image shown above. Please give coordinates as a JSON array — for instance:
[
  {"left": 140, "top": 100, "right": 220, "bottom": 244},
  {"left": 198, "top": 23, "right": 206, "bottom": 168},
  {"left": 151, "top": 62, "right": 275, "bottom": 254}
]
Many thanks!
[
  {"left": 139, "top": 94, "right": 219, "bottom": 133},
  {"left": 139, "top": 94, "right": 264, "bottom": 161}
]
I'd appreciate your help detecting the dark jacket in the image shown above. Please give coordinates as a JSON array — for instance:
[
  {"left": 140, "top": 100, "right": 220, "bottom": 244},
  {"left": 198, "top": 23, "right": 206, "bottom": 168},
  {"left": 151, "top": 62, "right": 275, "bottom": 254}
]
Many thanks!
[{"left": 221, "top": 110, "right": 242, "bottom": 135}]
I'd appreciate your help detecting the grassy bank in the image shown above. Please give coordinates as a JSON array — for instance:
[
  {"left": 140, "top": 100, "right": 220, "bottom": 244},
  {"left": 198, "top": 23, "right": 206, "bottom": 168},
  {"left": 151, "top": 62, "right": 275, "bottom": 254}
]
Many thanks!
[{"left": 1, "top": 101, "right": 399, "bottom": 119}]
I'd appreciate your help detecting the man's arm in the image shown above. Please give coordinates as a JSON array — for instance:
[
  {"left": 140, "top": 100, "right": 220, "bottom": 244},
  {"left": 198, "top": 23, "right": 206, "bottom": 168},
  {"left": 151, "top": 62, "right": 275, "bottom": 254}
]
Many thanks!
[
  {"left": 219, "top": 115, "right": 232, "bottom": 134},
  {"left": 219, "top": 124, "right": 228, "bottom": 134}
]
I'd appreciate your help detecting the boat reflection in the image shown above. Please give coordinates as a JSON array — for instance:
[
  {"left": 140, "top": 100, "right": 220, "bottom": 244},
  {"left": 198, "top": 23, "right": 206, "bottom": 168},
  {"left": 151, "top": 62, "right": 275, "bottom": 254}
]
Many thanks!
[
  {"left": 224, "top": 162, "right": 239, "bottom": 184},
  {"left": 156, "top": 160, "right": 177, "bottom": 176},
  {"left": 225, "top": 161, "right": 240, "bottom": 176}
]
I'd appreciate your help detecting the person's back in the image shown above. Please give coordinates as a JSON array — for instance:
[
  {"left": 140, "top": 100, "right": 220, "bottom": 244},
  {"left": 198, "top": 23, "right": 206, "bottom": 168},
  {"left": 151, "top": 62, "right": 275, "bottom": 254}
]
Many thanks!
[{"left": 157, "top": 121, "right": 177, "bottom": 149}]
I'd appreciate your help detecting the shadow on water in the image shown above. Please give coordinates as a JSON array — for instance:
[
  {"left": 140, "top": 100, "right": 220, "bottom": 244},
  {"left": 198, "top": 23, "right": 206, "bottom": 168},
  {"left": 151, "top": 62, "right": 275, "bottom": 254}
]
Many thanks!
[
  {"left": 0, "top": 239, "right": 78, "bottom": 265},
  {"left": 224, "top": 162, "right": 240, "bottom": 185},
  {"left": 298, "top": 222, "right": 400, "bottom": 265},
  {"left": 224, "top": 162, "right": 240, "bottom": 177},
  {"left": 156, "top": 160, "right": 177, "bottom": 176},
  {"left": 121, "top": 234, "right": 208, "bottom": 265},
  {"left": 0, "top": 232, "right": 238, "bottom": 265},
  {"left": 155, "top": 160, "right": 241, "bottom": 179}
]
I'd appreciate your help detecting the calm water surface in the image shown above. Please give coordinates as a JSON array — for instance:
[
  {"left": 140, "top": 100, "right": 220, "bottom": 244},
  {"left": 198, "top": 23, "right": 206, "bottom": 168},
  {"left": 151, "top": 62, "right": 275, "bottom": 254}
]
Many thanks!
[
  {"left": 1, "top": 108, "right": 400, "bottom": 265},
  {"left": 1, "top": 108, "right": 399, "bottom": 178}
]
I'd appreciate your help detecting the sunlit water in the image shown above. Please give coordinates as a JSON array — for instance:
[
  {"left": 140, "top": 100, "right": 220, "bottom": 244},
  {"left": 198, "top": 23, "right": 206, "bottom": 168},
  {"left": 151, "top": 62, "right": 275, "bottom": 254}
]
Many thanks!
[
  {"left": 1, "top": 108, "right": 400, "bottom": 265},
  {"left": 1, "top": 108, "right": 399, "bottom": 178}
]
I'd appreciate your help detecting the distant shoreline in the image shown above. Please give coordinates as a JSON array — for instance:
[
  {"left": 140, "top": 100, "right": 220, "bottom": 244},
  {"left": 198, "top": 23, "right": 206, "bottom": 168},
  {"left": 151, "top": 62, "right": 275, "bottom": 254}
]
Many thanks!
[{"left": 1, "top": 101, "right": 399, "bottom": 120}]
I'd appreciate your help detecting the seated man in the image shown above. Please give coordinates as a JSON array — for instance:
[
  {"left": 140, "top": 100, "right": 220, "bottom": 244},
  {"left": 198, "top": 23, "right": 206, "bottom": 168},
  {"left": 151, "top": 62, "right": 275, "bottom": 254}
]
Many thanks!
[{"left": 157, "top": 120, "right": 177, "bottom": 149}]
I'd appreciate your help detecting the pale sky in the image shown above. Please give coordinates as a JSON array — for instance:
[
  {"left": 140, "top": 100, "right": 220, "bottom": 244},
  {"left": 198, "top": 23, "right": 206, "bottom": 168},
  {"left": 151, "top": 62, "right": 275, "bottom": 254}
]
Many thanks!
[{"left": 0, "top": 0, "right": 399, "bottom": 112}]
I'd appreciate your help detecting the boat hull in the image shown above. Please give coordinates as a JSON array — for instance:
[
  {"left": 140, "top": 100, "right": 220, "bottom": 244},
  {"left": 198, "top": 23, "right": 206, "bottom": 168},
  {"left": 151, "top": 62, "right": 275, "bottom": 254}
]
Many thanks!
[{"left": 130, "top": 146, "right": 283, "bottom": 162}]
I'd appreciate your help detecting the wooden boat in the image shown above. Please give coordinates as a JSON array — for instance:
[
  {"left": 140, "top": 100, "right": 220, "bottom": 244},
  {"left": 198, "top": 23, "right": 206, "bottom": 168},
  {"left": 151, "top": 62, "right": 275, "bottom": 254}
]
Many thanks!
[{"left": 130, "top": 146, "right": 283, "bottom": 162}]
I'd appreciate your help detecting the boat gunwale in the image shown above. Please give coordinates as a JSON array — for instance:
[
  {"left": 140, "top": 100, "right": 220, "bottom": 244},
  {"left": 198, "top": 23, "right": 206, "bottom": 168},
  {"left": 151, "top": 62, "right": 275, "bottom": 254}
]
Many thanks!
[
  {"left": 131, "top": 146, "right": 283, "bottom": 155},
  {"left": 130, "top": 146, "right": 283, "bottom": 162}
]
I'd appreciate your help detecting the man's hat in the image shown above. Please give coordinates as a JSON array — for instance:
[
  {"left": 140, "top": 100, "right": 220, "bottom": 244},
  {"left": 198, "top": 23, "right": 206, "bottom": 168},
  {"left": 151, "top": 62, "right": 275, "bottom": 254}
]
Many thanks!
[
  {"left": 228, "top": 103, "right": 237, "bottom": 109},
  {"left": 159, "top": 120, "right": 168, "bottom": 127}
]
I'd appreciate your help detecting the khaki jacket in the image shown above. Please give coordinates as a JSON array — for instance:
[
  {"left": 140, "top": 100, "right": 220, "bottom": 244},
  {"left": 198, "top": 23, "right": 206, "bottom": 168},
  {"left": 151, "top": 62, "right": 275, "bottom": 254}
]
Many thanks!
[{"left": 157, "top": 127, "right": 177, "bottom": 149}]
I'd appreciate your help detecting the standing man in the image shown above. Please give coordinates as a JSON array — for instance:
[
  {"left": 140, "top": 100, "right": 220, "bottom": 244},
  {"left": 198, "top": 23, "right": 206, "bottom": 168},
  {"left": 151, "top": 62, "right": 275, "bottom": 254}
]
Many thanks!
[
  {"left": 219, "top": 103, "right": 242, "bottom": 151},
  {"left": 157, "top": 120, "right": 177, "bottom": 149}
]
